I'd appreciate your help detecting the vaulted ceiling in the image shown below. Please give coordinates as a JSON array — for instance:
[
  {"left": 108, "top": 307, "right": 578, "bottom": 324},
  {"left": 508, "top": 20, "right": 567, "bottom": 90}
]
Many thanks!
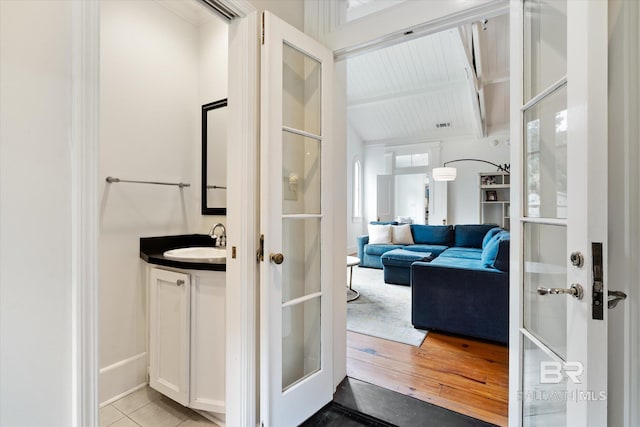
[{"left": 346, "top": 13, "right": 510, "bottom": 144}]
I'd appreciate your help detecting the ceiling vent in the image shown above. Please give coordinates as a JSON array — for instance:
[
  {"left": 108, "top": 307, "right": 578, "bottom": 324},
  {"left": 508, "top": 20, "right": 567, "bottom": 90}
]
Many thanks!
[{"left": 436, "top": 122, "right": 451, "bottom": 128}]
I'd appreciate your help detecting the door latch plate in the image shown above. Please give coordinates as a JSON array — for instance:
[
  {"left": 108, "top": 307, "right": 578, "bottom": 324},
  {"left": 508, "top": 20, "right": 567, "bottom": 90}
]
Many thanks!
[{"left": 592, "top": 242, "right": 604, "bottom": 320}]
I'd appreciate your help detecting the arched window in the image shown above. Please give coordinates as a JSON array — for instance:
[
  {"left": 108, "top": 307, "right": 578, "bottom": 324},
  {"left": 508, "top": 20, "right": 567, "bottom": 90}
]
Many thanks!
[{"left": 353, "top": 159, "right": 362, "bottom": 218}]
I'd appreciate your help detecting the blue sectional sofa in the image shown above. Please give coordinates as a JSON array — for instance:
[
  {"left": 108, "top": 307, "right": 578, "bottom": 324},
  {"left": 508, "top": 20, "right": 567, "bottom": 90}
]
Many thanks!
[
  {"left": 356, "top": 222, "right": 510, "bottom": 343},
  {"left": 357, "top": 223, "right": 499, "bottom": 282},
  {"left": 357, "top": 222, "right": 457, "bottom": 269},
  {"left": 411, "top": 232, "right": 510, "bottom": 344}
]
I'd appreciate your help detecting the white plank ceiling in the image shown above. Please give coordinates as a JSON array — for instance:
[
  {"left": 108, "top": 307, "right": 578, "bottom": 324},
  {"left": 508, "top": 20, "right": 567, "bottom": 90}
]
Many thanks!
[{"left": 347, "top": 13, "right": 510, "bottom": 144}]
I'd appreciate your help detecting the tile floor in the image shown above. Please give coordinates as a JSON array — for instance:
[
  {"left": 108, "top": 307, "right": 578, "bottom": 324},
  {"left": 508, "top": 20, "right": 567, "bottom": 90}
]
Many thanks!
[{"left": 100, "top": 386, "right": 220, "bottom": 427}]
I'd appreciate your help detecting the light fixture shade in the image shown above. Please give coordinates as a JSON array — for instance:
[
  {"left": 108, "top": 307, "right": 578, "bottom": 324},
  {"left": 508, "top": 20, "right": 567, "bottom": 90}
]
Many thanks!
[{"left": 432, "top": 167, "right": 457, "bottom": 181}]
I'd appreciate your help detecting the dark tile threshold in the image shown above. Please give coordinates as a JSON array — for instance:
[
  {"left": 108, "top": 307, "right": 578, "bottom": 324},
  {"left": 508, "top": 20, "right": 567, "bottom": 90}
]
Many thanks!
[
  {"left": 304, "top": 377, "right": 498, "bottom": 427},
  {"left": 301, "top": 401, "right": 395, "bottom": 427}
]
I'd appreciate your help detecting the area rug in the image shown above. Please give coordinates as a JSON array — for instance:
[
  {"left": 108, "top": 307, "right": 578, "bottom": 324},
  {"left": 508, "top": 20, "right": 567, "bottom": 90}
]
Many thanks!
[{"left": 347, "top": 266, "right": 427, "bottom": 347}]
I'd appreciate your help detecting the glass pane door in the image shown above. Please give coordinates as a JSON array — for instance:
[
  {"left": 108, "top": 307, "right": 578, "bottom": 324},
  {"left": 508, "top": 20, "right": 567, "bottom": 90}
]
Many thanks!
[
  {"left": 281, "top": 41, "right": 323, "bottom": 392},
  {"left": 521, "top": 0, "right": 568, "bottom": 425},
  {"left": 260, "top": 11, "right": 334, "bottom": 427}
]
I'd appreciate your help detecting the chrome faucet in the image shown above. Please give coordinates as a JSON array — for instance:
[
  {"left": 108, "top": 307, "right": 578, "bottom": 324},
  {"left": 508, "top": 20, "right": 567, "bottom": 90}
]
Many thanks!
[{"left": 209, "top": 223, "right": 226, "bottom": 247}]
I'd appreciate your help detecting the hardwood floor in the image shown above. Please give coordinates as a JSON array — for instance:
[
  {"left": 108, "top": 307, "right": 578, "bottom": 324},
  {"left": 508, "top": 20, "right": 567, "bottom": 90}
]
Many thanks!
[{"left": 346, "top": 331, "right": 509, "bottom": 427}]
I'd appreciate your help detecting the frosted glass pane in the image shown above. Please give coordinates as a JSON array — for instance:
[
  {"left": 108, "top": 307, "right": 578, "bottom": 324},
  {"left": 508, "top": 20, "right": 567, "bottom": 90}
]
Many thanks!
[
  {"left": 282, "top": 131, "right": 321, "bottom": 215},
  {"left": 283, "top": 43, "right": 320, "bottom": 136},
  {"left": 282, "top": 218, "right": 321, "bottom": 303},
  {"left": 524, "top": 85, "right": 567, "bottom": 219},
  {"left": 524, "top": 0, "right": 567, "bottom": 101},
  {"left": 282, "top": 297, "right": 321, "bottom": 391},
  {"left": 523, "top": 223, "right": 567, "bottom": 359},
  {"left": 522, "top": 336, "right": 567, "bottom": 427}
]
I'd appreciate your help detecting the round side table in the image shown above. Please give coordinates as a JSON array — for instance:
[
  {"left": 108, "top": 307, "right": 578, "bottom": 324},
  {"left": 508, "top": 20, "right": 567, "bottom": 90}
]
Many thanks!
[{"left": 347, "top": 256, "right": 360, "bottom": 302}]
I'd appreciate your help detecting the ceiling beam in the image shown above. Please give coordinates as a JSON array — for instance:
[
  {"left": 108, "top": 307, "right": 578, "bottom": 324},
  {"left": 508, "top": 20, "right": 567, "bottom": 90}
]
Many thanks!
[{"left": 471, "top": 22, "right": 488, "bottom": 137}]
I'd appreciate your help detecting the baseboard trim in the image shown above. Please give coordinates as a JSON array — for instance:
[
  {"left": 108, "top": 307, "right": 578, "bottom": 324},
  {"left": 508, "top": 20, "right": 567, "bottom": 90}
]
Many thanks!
[
  {"left": 99, "top": 352, "right": 147, "bottom": 406},
  {"left": 196, "top": 409, "right": 225, "bottom": 427},
  {"left": 99, "top": 383, "right": 147, "bottom": 408}
]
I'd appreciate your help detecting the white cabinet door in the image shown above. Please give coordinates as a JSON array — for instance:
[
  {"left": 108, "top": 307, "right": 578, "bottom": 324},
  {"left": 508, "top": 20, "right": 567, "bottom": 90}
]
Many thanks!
[
  {"left": 190, "top": 271, "right": 226, "bottom": 413},
  {"left": 149, "top": 268, "right": 190, "bottom": 406}
]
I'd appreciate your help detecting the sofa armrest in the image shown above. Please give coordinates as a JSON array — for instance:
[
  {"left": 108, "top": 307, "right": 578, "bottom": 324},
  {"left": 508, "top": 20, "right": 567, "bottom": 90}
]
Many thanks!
[
  {"left": 356, "top": 235, "right": 369, "bottom": 261},
  {"left": 411, "top": 261, "right": 509, "bottom": 343}
]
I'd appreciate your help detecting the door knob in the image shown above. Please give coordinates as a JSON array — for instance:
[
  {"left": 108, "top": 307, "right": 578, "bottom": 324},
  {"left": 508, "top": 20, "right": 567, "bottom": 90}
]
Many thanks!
[
  {"left": 537, "top": 283, "right": 584, "bottom": 300},
  {"left": 608, "top": 290, "right": 627, "bottom": 309},
  {"left": 270, "top": 253, "right": 284, "bottom": 264}
]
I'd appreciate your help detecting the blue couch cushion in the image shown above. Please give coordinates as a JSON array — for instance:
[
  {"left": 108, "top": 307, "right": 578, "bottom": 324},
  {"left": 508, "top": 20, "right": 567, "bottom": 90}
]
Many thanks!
[
  {"left": 481, "top": 231, "right": 510, "bottom": 270},
  {"left": 481, "top": 234, "right": 501, "bottom": 267},
  {"left": 381, "top": 248, "right": 433, "bottom": 267},
  {"left": 430, "top": 256, "right": 494, "bottom": 272},
  {"left": 439, "top": 247, "right": 483, "bottom": 260},
  {"left": 364, "top": 244, "right": 404, "bottom": 256},
  {"left": 370, "top": 221, "right": 398, "bottom": 225},
  {"left": 494, "top": 234, "right": 510, "bottom": 272},
  {"left": 455, "top": 224, "right": 499, "bottom": 248},
  {"left": 482, "top": 227, "right": 504, "bottom": 249},
  {"left": 410, "top": 224, "right": 454, "bottom": 246},
  {"left": 402, "top": 244, "right": 449, "bottom": 257}
]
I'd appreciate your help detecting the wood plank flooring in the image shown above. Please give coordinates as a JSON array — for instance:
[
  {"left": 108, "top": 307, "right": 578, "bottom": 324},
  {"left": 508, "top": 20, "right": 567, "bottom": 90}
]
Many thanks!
[{"left": 346, "top": 331, "right": 509, "bottom": 427}]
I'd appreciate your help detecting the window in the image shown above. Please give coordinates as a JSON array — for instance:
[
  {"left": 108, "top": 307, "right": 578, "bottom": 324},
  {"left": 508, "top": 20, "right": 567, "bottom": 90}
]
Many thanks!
[
  {"left": 353, "top": 159, "right": 362, "bottom": 218},
  {"left": 395, "top": 153, "right": 428, "bottom": 169}
]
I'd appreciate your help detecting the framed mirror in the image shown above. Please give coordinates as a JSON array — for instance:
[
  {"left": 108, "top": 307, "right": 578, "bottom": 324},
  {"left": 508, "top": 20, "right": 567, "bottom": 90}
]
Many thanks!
[{"left": 202, "top": 99, "right": 227, "bottom": 215}]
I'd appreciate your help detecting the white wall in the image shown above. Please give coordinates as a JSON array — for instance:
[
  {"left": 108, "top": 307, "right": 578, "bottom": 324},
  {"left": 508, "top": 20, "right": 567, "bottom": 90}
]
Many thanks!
[
  {"left": 346, "top": 124, "right": 364, "bottom": 253},
  {"left": 607, "top": 0, "right": 640, "bottom": 425},
  {"left": 99, "top": 0, "right": 228, "bottom": 404},
  {"left": 362, "top": 138, "right": 508, "bottom": 227},
  {"left": 441, "top": 137, "right": 510, "bottom": 225},
  {"left": 0, "top": 1, "right": 74, "bottom": 424}
]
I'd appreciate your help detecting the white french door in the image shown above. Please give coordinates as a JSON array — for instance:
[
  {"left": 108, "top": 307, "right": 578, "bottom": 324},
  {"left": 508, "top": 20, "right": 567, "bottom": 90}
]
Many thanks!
[
  {"left": 511, "top": 1, "right": 609, "bottom": 426},
  {"left": 259, "top": 11, "right": 334, "bottom": 427}
]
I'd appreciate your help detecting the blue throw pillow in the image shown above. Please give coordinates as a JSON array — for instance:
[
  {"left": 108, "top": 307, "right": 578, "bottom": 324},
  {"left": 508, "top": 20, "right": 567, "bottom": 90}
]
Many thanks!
[
  {"left": 482, "top": 227, "right": 503, "bottom": 249},
  {"left": 494, "top": 234, "right": 510, "bottom": 271},
  {"left": 481, "top": 233, "right": 502, "bottom": 267},
  {"left": 370, "top": 221, "right": 398, "bottom": 225}
]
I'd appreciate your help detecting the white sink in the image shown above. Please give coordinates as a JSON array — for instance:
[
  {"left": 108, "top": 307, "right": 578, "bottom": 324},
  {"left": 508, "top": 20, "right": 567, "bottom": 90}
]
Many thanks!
[{"left": 163, "top": 247, "right": 226, "bottom": 262}]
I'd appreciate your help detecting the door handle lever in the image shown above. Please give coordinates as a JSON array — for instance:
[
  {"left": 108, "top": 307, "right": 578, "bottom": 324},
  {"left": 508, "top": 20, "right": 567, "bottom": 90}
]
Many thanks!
[
  {"left": 608, "top": 290, "right": 627, "bottom": 309},
  {"left": 537, "top": 284, "right": 584, "bottom": 300}
]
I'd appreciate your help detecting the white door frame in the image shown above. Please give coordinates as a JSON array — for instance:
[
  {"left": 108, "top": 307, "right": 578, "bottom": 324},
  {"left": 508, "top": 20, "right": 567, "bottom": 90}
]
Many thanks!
[
  {"left": 73, "top": 0, "right": 259, "bottom": 425},
  {"left": 223, "top": 1, "right": 259, "bottom": 426},
  {"left": 71, "top": 1, "right": 100, "bottom": 425}
]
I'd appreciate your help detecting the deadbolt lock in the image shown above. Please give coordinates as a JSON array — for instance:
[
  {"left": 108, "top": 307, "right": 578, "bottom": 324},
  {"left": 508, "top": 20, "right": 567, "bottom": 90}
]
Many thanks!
[{"left": 570, "top": 251, "right": 584, "bottom": 267}]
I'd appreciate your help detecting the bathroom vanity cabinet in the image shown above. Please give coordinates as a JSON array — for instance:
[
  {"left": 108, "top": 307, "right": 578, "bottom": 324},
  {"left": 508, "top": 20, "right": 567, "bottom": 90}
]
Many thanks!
[{"left": 148, "top": 266, "right": 225, "bottom": 414}]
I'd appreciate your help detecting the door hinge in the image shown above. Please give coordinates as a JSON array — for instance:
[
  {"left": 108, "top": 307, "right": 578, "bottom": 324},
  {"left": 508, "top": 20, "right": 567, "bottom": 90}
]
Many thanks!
[
  {"left": 261, "top": 12, "right": 265, "bottom": 45},
  {"left": 257, "top": 234, "right": 264, "bottom": 262}
]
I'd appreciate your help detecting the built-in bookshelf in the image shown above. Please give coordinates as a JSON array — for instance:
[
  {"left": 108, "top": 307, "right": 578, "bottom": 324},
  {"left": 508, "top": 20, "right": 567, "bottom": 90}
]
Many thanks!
[{"left": 479, "top": 171, "right": 510, "bottom": 229}]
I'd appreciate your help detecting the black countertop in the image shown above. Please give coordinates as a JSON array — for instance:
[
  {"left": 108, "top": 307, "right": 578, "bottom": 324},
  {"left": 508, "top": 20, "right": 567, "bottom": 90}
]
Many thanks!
[{"left": 140, "top": 234, "right": 226, "bottom": 271}]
